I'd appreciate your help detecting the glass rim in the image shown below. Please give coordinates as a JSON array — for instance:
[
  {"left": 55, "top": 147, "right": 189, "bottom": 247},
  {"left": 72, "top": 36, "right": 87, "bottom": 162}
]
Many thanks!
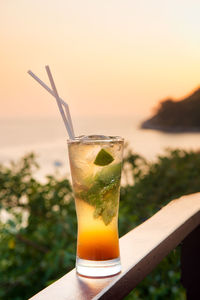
[{"left": 67, "top": 135, "right": 124, "bottom": 144}]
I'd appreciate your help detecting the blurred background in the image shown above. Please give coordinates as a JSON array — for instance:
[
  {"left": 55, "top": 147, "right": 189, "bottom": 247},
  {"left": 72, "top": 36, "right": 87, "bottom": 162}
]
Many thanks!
[
  {"left": 1, "top": 0, "right": 200, "bottom": 178},
  {"left": 1, "top": 1, "right": 200, "bottom": 299}
]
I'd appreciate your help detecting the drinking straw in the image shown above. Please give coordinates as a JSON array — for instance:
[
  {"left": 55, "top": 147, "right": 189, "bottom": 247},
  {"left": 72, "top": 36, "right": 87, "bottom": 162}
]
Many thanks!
[{"left": 27, "top": 69, "right": 75, "bottom": 139}]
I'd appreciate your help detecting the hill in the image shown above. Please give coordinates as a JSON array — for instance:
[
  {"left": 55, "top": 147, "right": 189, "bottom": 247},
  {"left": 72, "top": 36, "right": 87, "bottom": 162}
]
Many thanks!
[{"left": 141, "top": 87, "right": 200, "bottom": 132}]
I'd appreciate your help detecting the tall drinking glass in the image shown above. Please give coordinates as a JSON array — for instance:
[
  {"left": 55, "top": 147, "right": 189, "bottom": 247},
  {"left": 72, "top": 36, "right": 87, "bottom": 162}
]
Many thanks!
[{"left": 67, "top": 135, "right": 124, "bottom": 277}]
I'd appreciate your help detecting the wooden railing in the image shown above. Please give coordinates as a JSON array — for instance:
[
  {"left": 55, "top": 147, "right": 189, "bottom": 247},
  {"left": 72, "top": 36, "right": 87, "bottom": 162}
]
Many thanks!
[{"left": 30, "top": 193, "right": 200, "bottom": 300}]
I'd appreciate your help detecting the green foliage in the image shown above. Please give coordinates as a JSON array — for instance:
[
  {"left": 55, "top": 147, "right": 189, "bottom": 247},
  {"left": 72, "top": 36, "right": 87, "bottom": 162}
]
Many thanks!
[
  {"left": 0, "top": 154, "right": 76, "bottom": 299},
  {"left": 120, "top": 149, "right": 200, "bottom": 235},
  {"left": 1, "top": 149, "right": 200, "bottom": 299},
  {"left": 121, "top": 149, "right": 200, "bottom": 300}
]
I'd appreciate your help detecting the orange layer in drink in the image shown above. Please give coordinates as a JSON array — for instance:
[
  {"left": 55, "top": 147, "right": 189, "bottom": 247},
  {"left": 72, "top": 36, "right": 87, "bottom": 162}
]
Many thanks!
[
  {"left": 76, "top": 199, "right": 120, "bottom": 261},
  {"left": 77, "top": 227, "right": 119, "bottom": 260}
]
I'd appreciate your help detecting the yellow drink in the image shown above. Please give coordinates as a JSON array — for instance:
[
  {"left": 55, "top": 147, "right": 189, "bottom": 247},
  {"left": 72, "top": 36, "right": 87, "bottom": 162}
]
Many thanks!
[{"left": 68, "top": 135, "right": 123, "bottom": 277}]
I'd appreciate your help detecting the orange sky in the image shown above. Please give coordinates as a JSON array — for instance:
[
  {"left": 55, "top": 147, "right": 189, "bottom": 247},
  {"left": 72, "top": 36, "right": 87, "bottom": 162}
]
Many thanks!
[{"left": 0, "top": 0, "right": 200, "bottom": 118}]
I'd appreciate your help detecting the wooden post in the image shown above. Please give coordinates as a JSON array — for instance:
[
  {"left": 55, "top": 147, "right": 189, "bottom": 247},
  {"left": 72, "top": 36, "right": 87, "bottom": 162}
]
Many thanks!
[{"left": 181, "top": 225, "right": 200, "bottom": 300}]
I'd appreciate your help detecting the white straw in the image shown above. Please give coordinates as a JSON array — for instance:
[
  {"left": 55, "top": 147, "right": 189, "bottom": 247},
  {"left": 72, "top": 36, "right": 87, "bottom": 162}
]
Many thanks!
[
  {"left": 27, "top": 70, "right": 75, "bottom": 137},
  {"left": 44, "top": 65, "right": 74, "bottom": 139}
]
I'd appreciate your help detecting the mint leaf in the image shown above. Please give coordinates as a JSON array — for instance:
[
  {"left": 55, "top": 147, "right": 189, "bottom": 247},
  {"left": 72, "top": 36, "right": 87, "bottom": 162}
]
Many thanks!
[{"left": 76, "top": 163, "right": 122, "bottom": 225}]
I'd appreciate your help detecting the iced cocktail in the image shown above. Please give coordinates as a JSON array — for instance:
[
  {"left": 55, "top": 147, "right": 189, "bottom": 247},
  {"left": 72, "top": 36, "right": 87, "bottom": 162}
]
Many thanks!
[{"left": 68, "top": 135, "right": 124, "bottom": 277}]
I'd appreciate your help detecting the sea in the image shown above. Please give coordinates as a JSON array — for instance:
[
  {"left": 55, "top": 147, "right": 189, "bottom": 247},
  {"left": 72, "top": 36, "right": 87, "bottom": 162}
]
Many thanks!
[{"left": 1, "top": 114, "right": 200, "bottom": 181}]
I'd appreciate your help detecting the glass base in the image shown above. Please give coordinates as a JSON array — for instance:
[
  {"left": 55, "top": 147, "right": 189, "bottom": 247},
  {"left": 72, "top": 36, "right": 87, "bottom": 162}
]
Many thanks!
[{"left": 76, "top": 257, "right": 121, "bottom": 278}]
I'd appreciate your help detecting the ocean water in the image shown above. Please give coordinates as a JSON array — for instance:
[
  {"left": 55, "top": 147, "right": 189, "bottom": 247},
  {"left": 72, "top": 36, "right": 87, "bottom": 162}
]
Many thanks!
[{"left": 1, "top": 115, "right": 200, "bottom": 181}]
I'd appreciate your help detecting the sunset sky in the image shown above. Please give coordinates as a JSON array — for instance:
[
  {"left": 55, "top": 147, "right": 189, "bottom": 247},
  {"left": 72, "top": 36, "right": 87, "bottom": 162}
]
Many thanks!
[{"left": 1, "top": 0, "right": 200, "bottom": 118}]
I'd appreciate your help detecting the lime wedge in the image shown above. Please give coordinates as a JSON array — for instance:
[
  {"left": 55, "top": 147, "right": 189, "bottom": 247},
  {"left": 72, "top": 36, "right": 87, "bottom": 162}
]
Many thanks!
[{"left": 94, "top": 149, "right": 114, "bottom": 166}]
